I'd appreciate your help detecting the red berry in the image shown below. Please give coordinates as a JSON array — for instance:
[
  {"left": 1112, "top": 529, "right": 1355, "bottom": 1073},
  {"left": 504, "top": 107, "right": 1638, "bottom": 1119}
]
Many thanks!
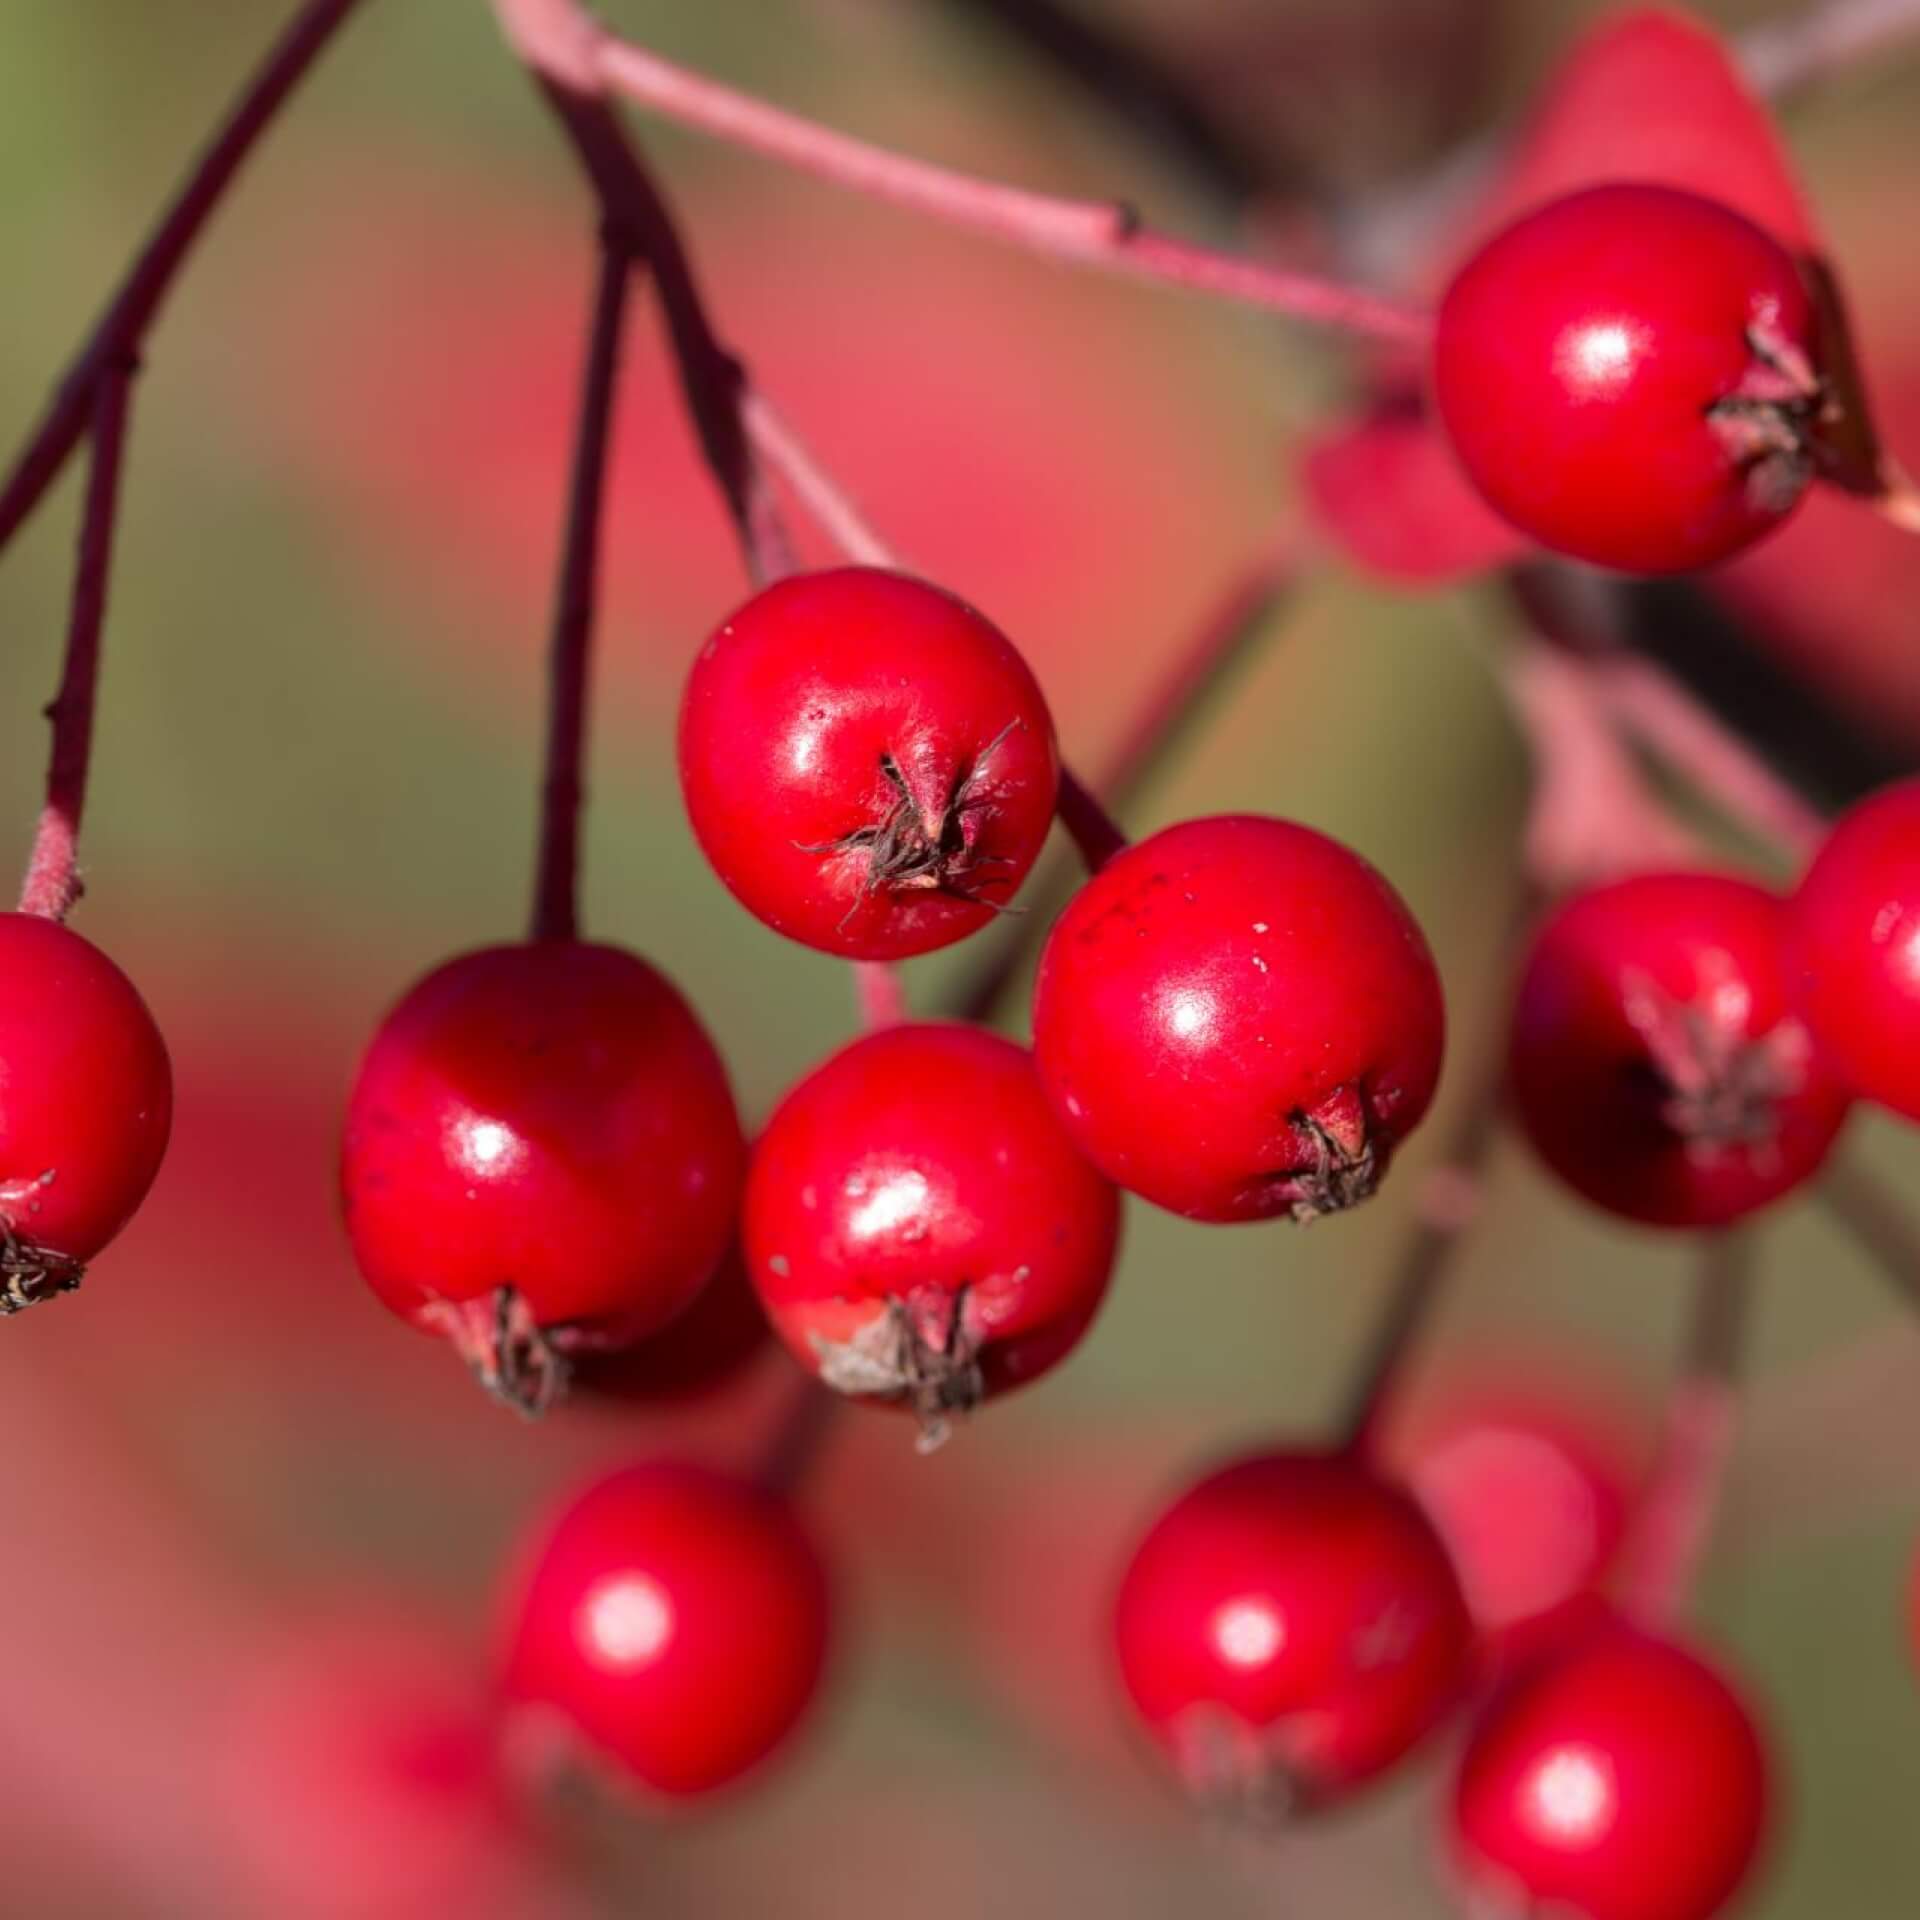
[
  {"left": 745, "top": 1022, "right": 1118, "bottom": 1447},
  {"left": 1449, "top": 1619, "right": 1771, "bottom": 1920},
  {"left": 677, "top": 566, "right": 1059, "bottom": 960},
  {"left": 0, "top": 911, "right": 172, "bottom": 1309},
  {"left": 1434, "top": 183, "right": 1822, "bottom": 575},
  {"left": 1510, "top": 872, "right": 1850, "bottom": 1227},
  {"left": 340, "top": 941, "right": 745, "bottom": 1413},
  {"left": 501, "top": 1461, "right": 830, "bottom": 1799},
  {"left": 1389, "top": 1383, "right": 1635, "bottom": 1635},
  {"left": 568, "top": 1240, "right": 768, "bottom": 1405},
  {"left": 1031, "top": 814, "right": 1444, "bottom": 1223},
  {"left": 1786, "top": 776, "right": 1920, "bottom": 1120},
  {"left": 1112, "top": 1449, "right": 1474, "bottom": 1816}
]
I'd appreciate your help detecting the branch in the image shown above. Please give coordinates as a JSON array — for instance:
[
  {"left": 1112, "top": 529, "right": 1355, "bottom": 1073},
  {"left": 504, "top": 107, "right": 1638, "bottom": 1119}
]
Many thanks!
[
  {"left": 499, "top": 0, "right": 1427, "bottom": 343},
  {"left": 1741, "top": 0, "right": 1920, "bottom": 98},
  {"left": 1504, "top": 642, "right": 1708, "bottom": 894},
  {"left": 530, "top": 236, "right": 633, "bottom": 944},
  {"left": 740, "top": 391, "right": 894, "bottom": 569},
  {"left": 19, "top": 363, "right": 137, "bottom": 922},
  {"left": 1616, "top": 1232, "right": 1754, "bottom": 1625},
  {"left": 1820, "top": 1156, "right": 1920, "bottom": 1312},
  {"left": 1053, "top": 769, "right": 1129, "bottom": 872},
  {"left": 0, "top": 0, "right": 368, "bottom": 559}
]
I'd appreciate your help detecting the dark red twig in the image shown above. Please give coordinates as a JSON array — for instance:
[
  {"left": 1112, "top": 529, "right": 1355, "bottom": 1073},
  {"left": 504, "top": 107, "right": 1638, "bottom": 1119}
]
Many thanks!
[
  {"left": 0, "top": 0, "right": 368, "bottom": 559},
  {"left": 1054, "top": 769, "right": 1129, "bottom": 873},
  {"left": 1616, "top": 1232, "right": 1754, "bottom": 1625},
  {"left": 531, "top": 237, "right": 634, "bottom": 944},
  {"left": 1819, "top": 1156, "right": 1920, "bottom": 1311},
  {"left": 19, "top": 364, "right": 137, "bottom": 922}
]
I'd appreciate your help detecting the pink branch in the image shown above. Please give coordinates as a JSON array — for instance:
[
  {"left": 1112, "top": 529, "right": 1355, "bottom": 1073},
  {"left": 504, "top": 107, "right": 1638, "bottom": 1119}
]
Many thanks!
[
  {"left": 19, "top": 364, "right": 136, "bottom": 922},
  {"left": 742, "top": 392, "right": 895, "bottom": 570},
  {"left": 498, "top": 0, "right": 1427, "bottom": 344},
  {"left": 1505, "top": 643, "right": 1708, "bottom": 893},
  {"left": 530, "top": 237, "right": 633, "bottom": 945},
  {"left": 1583, "top": 655, "right": 1826, "bottom": 861},
  {"left": 1617, "top": 1233, "right": 1753, "bottom": 1625},
  {"left": 853, "top": 960, "right": 909, "bottom": 1029},
  {"left": 0, "top": 0, "right": 368, "bottom": 558},
  {"left": 1741, "top": 0, "right": 1920, "bottom": 96}
]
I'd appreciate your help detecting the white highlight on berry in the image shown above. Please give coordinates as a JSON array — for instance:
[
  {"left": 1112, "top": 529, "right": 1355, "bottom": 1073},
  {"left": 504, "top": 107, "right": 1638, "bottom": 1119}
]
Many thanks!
[
  {"left": 1209, "top": 1596, "right": 1286, "bottom": 1670},
  {"left": 580, "top": 1572, "right": 675, "bottom": 1671}
]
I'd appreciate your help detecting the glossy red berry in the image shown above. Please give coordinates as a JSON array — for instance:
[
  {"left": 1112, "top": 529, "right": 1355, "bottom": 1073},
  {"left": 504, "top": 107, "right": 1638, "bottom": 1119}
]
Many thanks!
[
  {"left": 1434, "top": 183, "right": 1823, "bottom": 575},
  {"left": 502, "top": 1461, "right": 830, "bottom": 1799},
  {"left": 340, "top": 941, "right": 745, "bottom": 1413},
  {"left": 677, "top": 566, "right": 1059, "bottom": 960},
  {"left": 1032, "top": 814, "right": 1444, "bottom": 1223},
  {"left": 1449, "top": 1619, "right": 1771, "bottom": 1920},
  {"left": 745, "top": 1022, "right": 1118, "bottom": 1447},
  {"left": 1113, "top": 1449, "right": 1474, "bottom": 1816},
  {"left": 1510, "top": 872, "right": 1850, "bottom": 1227},
  {"left": 1786, "top": 776, "right": 1920, "bottom": 1120},
  {"left": 0, "top": 910, "right": 171, "bottom": 1310}
]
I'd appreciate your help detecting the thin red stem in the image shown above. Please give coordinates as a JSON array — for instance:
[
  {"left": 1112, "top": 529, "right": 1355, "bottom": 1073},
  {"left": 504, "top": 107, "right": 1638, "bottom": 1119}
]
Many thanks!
[
  {"left": 1819, "top": 1156, "right": 1920, "bottom": 1312},
  {"left": 531, "top": 236, "right": 633, "bottom": 945},
  {"left": 753, "top": 1372, "right": 841, "bottom": 1500},
  {"left": 0, "top": 0, "right": 368, "bottom": 559},
  {"left": 19, "top": 363, "right": 137, "bottom": 922},
  {"left": 498, "top": 0, "right": 1427, "bottom": 344},
  {"left": 1339, "top": 880, "right": 1534, "bottom": 1455},
  {"left": 852, "top": 960, "right": 909, "bottom": 1029},
  {"left": 1054, "top": 769, "right": 1129, "bottom": 872},
  {"left": 742, "top": 391, "right": 894, "bottom": 569},
  {"left": 1616, "top": 1232, "right": 1754, "bottom": 1625}
]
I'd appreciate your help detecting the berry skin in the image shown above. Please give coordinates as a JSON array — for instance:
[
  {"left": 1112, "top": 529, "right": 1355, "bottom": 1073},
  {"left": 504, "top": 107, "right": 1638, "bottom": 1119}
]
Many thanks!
[
  {"left": 502, "top": 1461, "right": 830, "bottom": 1799},
  {"left": 1113, "top": 1449, "right": 1474, "bottom": 1817},
  {"left": 1449, "top": 1619, "right": 1771, "bottom": 1920},
  {"left": 0, "top": 911, "right": 172, "bottom": 1310},
  {"left": 1510, "top": 873, "right": 1850, "bottom": 1228},
  {"left": 745, "top": 1022, "right": 1119, "bottom": 1447},
  {"left": 1786, "top": 776, "right": 1920, "bottom": 1120},
  {"left": 1031, "top": 814, "right": 1444, "bottom": 1223},
  {"left": 677, "top": 567, "right": 1058, "bottom": 960},
  {"left": 340, "top": 941, "right": 745, "bottom": 1414},
  {"left": 1389, "top": 1383, "right": 1634, "bottom": 1637},
  {"left": 1434, "top": 183, "right": 1823, "bottom": 575}
]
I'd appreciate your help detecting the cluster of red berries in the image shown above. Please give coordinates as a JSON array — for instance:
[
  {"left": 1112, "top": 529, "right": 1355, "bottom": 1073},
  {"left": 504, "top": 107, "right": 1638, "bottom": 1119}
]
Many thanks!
[{"left": 8, "top": 2, "right": 1920, "bottom": 1910}]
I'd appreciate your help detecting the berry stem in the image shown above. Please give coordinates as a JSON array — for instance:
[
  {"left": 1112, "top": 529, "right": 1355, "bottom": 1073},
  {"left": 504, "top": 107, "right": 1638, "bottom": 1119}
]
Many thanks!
[
  {"left": 1740, "top": 0, "right": 1920, "bottom": 99},
  {"left": 956, "top": 540, "right": 1300, "bottom": 1021},
  {"left": 1337, "top": 881, "right": 1535, "bottom": 1455},
  {"left": 1617, "top": 1232, "right": 1754, "bottom": 1625},
  {"left": 1818, "top": 1156, "right": 1920, "bottom": 1312},
  {"left": 19, "top": 361, "right": 136, "bottom": 923},
  {"left": 500, "top": 15, "right": 797, "bottom": 585},
  {"left": 530, "top": 234, "right": 633, "bottom": 946},
  {"left": 0, "top": 0, "right": 369, "bottom": 560},
  {"left": 752, "top": 1373, "right": 842, "bottom": 1500},
  {"left": 852, "top": 960, "right": 909, "bottom": 1030},
  {"left": 740, "top": 390, "right": 895, "bottom": 569},
  {"left": 1055, "top": 768, "right": 1130, "bottom": 872},
  {"left": 494, "top": 0, "right": 1428, "bottom": 344}
]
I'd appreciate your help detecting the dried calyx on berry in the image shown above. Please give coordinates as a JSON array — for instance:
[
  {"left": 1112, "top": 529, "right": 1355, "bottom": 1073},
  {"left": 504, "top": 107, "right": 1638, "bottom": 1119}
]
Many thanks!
[
  {"left": 678, "top": 567, "right": 1060, "bottom": 962},
  {"left": 745, "top": 1022, "right": 1119, "bottom": 1450},
  {"left": 1509, "top": 872, "right": 1851, "bottom": 1228},
  {"left": 1032, "top": 814, "right": 1445, "bottom": 1224}
]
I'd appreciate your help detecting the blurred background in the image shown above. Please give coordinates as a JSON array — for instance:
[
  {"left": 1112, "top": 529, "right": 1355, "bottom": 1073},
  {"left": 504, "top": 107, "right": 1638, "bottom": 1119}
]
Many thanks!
[{"left": 0, "top": 0, "right": 1917, "bottom": 1912}]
